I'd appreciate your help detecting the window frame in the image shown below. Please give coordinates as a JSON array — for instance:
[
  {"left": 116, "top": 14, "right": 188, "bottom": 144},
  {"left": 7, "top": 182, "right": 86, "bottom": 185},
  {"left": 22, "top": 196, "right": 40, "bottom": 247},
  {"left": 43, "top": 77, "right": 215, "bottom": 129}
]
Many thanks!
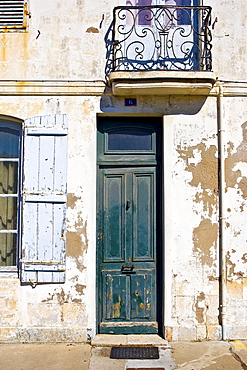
[{"left": 0, "top": 116, "right": 22, "bottom": 275}]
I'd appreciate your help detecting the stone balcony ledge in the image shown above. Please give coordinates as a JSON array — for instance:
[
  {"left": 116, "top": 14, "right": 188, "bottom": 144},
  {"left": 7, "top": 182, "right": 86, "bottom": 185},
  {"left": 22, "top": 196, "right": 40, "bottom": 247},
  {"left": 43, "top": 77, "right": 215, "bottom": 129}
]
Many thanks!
[{"left": 109, "top": 70, "right": 217, "bottom": 96}]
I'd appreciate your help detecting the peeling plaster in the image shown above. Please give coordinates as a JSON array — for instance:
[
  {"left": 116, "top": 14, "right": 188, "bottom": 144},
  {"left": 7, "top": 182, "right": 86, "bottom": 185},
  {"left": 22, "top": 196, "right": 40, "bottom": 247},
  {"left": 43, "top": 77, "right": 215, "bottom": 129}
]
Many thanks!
[
  {"left": 67, "top": 193, "right": 79, "bottom": 210},
  {"left": 195, "top": 292, "right": 206, "bottom": 324},
  {"left": 225, "top": 251, "right": 247, "bottom": 279},
  {"left": 193, "top": 219, "right": 218, "bottom": 266},
  {"left": 226, "top": 251, "right": 236, "bottom": 278},
  {"left": 241, "top": 254, "right": 247, "bottom": 263},
  {"left": 75, "top": 284, "right": 86, "bottom": 295},
  {"left": 41, "top": 286, "right": 84, "bottom": 312},
  {"left": 86, "top": 27, "right": 99, "bottom": 33},
  {"left": 177, "top": 143, "right": 218, "bottom": 217},
  {"left": 42, "top": 288, "right": 70, "bottom": 304},
  {"left": 226, "top": 122, "right": 247, "bottom": 198},
  {"left": 66, "top": 194, "right": 89, "bottom": 272}
]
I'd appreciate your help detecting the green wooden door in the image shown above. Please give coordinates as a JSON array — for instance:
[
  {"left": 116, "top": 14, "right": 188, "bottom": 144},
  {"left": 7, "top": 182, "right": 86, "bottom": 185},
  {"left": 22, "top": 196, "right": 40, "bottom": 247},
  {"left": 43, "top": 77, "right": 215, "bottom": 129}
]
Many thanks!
[{"left": 97, "top": 117, "right": 162, "bottom": 334}]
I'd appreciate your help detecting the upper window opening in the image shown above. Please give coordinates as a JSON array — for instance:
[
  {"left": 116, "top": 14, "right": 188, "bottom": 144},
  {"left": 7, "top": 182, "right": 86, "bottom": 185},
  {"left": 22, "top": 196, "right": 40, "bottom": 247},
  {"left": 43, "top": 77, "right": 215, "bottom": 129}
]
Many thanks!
[
  {"left": 108, "top": 129, "right": 152, "bottom": 151},
  {"left": 125, "top": 0, "right": 200, "bottom": 26},
  {"left": 0, "top": 1, "right": 28, "bottom": 31},
  {"left": 0, "top": 127, "right": 20, "bottom": 157}
]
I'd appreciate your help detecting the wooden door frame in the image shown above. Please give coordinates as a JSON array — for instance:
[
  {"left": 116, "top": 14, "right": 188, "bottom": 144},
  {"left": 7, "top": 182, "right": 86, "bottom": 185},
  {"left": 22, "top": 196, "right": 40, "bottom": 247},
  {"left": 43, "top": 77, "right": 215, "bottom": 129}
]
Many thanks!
[{"left": 96, "top": 115, "right": 164, "bottom": 335}]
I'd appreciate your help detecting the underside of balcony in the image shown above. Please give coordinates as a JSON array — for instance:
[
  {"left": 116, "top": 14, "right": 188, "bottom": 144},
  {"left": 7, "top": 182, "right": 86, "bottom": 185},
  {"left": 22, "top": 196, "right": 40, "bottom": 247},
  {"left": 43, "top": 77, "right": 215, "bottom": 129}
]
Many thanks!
[{"left": 109, "top": 70, "right": 216, "bottom": 96}]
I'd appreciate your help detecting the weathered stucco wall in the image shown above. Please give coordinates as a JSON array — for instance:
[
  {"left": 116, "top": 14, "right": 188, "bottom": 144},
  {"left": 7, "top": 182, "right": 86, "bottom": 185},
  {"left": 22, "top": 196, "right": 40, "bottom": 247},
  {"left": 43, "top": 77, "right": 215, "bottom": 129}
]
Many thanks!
[
  {"left": 0, "top": 0, "right": 246, "bottom": 81},
  {"left": 223, "top": 98, "right": 247, "bottom": 339},
  {"left": 0, "top": 93, "right": 247, "bottom": 342},
  {"left": 163, "top": 97, "right": 220, "bottom": 340},
  {"left": 0, "top": 0, "right": 114, "bottom": 80},
  {"left": 208, "top": 0, "right": 247, "bottom": 81},
  {"left": 0, "top": 96, "right": 99, "bottom": 342},
  {"left": 0, "top": 0, "right": 247, "bottom": 342}
]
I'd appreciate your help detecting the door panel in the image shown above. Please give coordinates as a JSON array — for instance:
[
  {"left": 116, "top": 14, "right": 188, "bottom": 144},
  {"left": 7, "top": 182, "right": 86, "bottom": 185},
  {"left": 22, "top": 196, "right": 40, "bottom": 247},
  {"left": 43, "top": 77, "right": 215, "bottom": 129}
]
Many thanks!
[
  {"left": 99, "top": 167, "right": 157, "bottom": 333},
  {"left": 133, "top": 173, "right": 155, "bottom": 261},
  {"left": 130, "top": 271, "right": 155, "bottom": 320},
  {"left": 104, "top": 174, "right": 124, "bottom": 262},
  {"left": 103, "top": 272, "right": 127, "bottom": 320}
]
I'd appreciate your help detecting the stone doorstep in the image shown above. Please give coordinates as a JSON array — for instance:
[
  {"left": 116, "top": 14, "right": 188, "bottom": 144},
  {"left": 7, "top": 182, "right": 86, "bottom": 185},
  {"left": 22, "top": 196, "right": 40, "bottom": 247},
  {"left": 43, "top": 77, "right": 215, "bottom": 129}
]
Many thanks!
[
  {"left": 88, "top": 343, "right": 175, "bottom": 370},
  {"left": 91, "top": 334, "right": 169, "bottom": 347}
]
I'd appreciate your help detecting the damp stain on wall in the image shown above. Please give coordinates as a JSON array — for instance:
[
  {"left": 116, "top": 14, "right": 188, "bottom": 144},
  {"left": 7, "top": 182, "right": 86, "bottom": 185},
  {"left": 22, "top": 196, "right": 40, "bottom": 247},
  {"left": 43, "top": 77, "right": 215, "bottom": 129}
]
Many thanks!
[
  {"left": 42, "top": 288, "right": 70, "bottom": 304},
  {"left": 42, "top": 287, "right": 83, "bottom": 305},
  {"left": 82, "top": 99, "right": 94, "bottom": 117}
]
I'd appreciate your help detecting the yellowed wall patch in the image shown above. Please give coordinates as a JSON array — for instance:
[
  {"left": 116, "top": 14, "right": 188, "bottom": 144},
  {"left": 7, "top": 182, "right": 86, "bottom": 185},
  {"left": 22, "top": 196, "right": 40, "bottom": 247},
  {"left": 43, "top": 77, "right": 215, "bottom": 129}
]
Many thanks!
[
  {"left": 226, "top": 122, "right": 247, "bottom": 198},
  {"left": 177, "top": 143, "right": 218, "bottom": 217},
  {"left": 193, "top": 219, "right": 218, "bottom": 266}
]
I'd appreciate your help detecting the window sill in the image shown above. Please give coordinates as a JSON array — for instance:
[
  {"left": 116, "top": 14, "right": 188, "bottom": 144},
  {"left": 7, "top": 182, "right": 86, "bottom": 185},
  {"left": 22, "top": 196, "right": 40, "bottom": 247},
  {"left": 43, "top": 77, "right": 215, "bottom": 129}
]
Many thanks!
[
  {"left": 0, "top": 266, "right": 18, "bottom": 278},
  {"left": 0, "top": 25, "right": 27, "bottom": 33}
]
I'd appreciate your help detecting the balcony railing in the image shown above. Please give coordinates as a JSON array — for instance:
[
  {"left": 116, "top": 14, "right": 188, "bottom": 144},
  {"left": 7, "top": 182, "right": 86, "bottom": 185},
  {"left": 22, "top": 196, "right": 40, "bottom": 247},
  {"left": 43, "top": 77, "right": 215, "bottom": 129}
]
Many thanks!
[{"left": 110, "top": 5, "right": 212, "bottom": 73}]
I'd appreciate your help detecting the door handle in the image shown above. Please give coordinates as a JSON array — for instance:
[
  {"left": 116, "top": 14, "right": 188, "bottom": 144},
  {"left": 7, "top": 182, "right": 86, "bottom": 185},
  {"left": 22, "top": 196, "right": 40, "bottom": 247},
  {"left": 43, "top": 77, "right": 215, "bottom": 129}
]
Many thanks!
[
  {"left": 126, "top": 200, "right": 131, "bottom": 211},
  {"left": 121, "top": 264, "right": 135, "bottom": 274}
]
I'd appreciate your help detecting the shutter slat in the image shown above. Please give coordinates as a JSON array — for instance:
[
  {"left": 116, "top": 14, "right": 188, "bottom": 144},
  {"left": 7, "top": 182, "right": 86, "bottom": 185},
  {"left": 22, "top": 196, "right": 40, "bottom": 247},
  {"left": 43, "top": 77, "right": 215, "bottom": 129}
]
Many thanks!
[
  {"left": 0, "top": 0, "right": 24, "bottom": 26},
  {"left": 21, "top": 262, "right": 66, "bottom": 272},
  {"left": 21, "top": 114, "right": 68, "bottom": 284},
  {"left": 23, "top": 194, "right": 67, "bottom": 203},
  {"left": 38, "top": 202, "right": 54, "bottom": 282}
]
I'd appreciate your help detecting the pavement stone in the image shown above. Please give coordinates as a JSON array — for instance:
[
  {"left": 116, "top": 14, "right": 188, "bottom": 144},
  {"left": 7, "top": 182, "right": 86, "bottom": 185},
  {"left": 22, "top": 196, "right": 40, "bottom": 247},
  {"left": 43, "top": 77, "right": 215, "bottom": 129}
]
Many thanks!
[
  {"left": 88, "top": 346, "right": 125, "bottom": 370},
  {"left": 0, "top": 337, "right": 247, "bottom": 369},
  {"left": 230, "top": 340, "right": 247, "bottom": 369},
  {"left": 0, "top": 343, "right": 91, "bottom": 370},
  {"left": 202, "top": 354, "right": 244, "bottom": 370}
]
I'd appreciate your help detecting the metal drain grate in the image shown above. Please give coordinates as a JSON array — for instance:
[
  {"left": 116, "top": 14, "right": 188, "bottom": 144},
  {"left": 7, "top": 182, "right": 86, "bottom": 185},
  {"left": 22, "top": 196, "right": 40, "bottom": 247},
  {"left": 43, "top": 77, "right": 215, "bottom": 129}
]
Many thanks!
[{"left": 110, "top": 346, "right": 159, "bottom": 359}]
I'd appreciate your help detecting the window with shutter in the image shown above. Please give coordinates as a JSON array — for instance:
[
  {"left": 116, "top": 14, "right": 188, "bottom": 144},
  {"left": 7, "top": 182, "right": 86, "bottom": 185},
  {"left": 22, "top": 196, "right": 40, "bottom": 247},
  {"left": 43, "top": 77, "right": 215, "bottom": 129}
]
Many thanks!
[
  {"left": 0, "top": 118, "right": 22, "bottom": 268},
  {"left": 0, "top": 114, "right": 68, "bottom": 283},
  {"left": 0, "top": 0, "right": 29, "bottom": 31},
  {"left": 21, "top": 114, "right": 68, "bottom": 285}
]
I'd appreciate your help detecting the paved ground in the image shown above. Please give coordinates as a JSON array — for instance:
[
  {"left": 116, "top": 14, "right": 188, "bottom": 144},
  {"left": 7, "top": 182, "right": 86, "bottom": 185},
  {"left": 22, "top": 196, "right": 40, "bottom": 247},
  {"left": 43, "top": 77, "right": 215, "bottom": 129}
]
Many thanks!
[{"left": 1, "top": 335, "right": 247, "bottom": 369}]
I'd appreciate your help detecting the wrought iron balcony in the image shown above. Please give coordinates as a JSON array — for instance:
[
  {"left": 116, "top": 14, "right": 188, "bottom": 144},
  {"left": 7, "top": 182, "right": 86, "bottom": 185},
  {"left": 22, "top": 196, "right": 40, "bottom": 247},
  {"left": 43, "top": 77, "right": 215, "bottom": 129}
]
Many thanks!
[{"left": 110, "top": 5, "right": 212, "bottom": 73}]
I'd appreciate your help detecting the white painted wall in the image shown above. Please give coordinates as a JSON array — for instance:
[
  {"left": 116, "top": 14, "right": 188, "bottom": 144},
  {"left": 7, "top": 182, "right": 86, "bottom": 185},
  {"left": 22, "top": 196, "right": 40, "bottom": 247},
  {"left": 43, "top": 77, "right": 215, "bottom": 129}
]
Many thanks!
[{"left": 0, "top": 0, "right": 247, "bottom": 342}]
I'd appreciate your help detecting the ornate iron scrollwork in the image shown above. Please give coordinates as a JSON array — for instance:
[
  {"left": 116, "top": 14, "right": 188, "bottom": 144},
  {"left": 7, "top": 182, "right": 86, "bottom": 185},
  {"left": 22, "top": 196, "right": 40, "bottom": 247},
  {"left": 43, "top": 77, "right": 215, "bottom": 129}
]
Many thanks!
[{"left": 110, "top": 5, "right": 212, "bottom": 73}]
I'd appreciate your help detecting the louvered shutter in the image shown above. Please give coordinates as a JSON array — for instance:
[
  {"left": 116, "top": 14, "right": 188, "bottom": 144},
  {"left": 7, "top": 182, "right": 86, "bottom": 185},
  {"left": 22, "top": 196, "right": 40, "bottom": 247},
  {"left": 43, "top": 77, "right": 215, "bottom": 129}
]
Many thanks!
[
  {"left": 20, "top": 114, "right": 68, "bottom": 284},
  {"left": 0, "top": 1, "right": 25, "bottom": 26}
]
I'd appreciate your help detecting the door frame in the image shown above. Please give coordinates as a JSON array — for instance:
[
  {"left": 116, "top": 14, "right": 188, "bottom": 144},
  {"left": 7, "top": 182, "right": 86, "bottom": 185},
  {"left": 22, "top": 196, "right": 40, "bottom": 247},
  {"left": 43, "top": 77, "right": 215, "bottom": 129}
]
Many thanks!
[{"left": 96, "top": 115, "right": 164, "bottom": 335}]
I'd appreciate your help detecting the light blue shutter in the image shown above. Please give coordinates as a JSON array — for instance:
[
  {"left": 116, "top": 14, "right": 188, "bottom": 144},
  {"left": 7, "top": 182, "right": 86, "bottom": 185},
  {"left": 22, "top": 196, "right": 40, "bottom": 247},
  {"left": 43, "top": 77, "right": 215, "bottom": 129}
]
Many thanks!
[{"left": 21, "top": 114, "right": 68, "bottom": 284}]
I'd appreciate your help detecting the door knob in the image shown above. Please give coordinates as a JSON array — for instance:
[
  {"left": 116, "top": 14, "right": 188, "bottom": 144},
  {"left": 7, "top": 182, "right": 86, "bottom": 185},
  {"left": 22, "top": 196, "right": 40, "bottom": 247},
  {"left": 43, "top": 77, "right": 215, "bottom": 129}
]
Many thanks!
[{"left": 126, "top": 200, "right": 131, "bottom": 211}]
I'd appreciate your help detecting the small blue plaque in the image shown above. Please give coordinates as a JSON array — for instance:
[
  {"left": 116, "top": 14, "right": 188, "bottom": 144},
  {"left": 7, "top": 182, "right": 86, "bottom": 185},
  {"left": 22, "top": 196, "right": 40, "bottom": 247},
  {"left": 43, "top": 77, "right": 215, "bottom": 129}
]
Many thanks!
[{"left": 125, "top": 98, "right": 137, "bottom": 106}]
